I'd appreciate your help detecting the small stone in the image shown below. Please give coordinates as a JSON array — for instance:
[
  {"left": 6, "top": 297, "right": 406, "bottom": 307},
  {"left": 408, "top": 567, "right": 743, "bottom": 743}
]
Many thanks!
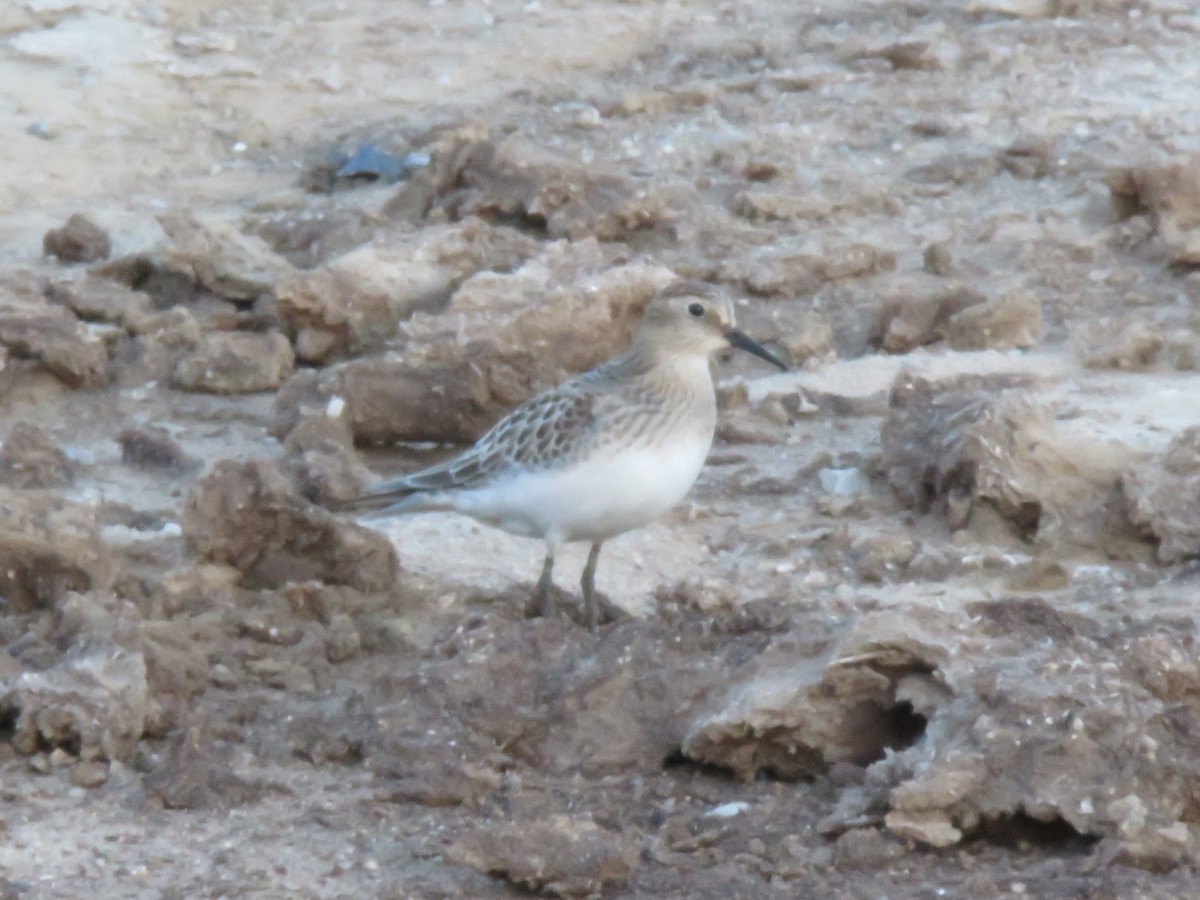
[
  {"left": 852, "top": 533, "right": 918, "bottom": 582},
  {"left": 70, "top": 760, "right": 111, "bottom": 788},
  {"left": 868, "top": 40, "right": 947, "bottom": 71},
  {"left": 181, "top": 458, "right": 397, "bottom": 591},
  {"left": 705, "top": 801, "right": 749, "bottom": 818},
  {"left": 207, "top": 663, "right": 238, "bottom": 689},
  {"left": 12, "top": 646, "right": 147, "bottom": 761},
  {"left": 1124, "top": 425, "right": 1200, "bottom": 562},
  {"left": 884, "top": 809, "right": 962, "bottom": 848},
  {"left": 1077, "top": 317, "right": 1164, "bottom": 370},
  {"left": 0, "top": 490, "right": 111, "bottom": 613},
  {"left": 447, "top": 815, "right": 639, "bottom": 896},
  {"left": 0, "top": 422, "right": 74, "bottom": 488},
  {"left": 939, "top": 289, "right": 1042, "bottom": 352},
  {"left": 999, "top": 136, "right": 1055, "bottom": 179},
  {"left": 117, "top": 424, "right": 198, "bottom": 473},
  {"left": 923, "top": 243, "right": 953, "bottom": 276},
  {"left": 724, "top": 243, "right": 897, "bottom": 297},
  {"left": 158, "top": 208, "right": 293, "bottom": 302},
  {"left": 0, "top": 311, "right": 109, "bottom": 388},
  {"left": 43, "top": 214, "right": 112, "bottom": 263},
  {"left": 46, "top": 277, "right": 152, "bottom": 326},
  {"left": 818, "top": 467, "right": 871, "bottom": 498},
  {"left": 780, "top": 311, "right": 835, "bottom": 363},
  {"left": 833, "top": 827, "right": 906, "bottom": 870},
  {"left": 324, "top": 613, "right": 362, "bottom": 663},
  {"left": 172, "top": 332, "right": 294, "bottom": 394},
  {"left": 276, "top": 219, "right": 539, "bottom": 364},
  {"left": 871, "top": 280, "right": 1041, "bottom": 353}
]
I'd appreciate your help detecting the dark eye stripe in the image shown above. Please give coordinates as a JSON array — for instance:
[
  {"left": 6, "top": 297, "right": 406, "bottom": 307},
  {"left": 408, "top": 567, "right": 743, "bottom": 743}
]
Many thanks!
[{"left": 688, "top": 302, "right": 704, "bottom": 317}]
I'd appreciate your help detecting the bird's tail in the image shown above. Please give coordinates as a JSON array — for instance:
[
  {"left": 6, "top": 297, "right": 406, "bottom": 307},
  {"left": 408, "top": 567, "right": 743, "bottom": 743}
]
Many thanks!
[{"left": 328, "top": 478, "right": 451, "bottom": 519}]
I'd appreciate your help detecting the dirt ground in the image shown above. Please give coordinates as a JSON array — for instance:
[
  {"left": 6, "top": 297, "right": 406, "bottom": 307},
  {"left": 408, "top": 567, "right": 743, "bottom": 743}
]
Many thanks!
[{"left": 4, "top": 0, "right": 1200, "bottom": 896}]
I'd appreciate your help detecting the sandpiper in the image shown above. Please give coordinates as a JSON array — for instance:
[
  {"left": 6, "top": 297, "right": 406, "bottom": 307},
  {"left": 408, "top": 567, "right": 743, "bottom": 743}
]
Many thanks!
[{"left": 335, "top": 280, "right": 786, "bottom": 632}]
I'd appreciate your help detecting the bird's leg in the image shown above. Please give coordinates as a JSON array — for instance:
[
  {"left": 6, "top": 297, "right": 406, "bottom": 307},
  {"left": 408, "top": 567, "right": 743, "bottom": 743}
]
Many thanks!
[
  {"left": 537, "top": 545, "right": 556, "bottom": 618},
  {"left": 581, "top": 541, "right": 603, "bottom": 635}
]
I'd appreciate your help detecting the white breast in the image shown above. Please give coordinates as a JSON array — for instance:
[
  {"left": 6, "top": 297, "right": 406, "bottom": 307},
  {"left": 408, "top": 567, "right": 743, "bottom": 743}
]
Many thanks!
[{"left": 454, "top": 433, "right": 713, "bottom": 544}]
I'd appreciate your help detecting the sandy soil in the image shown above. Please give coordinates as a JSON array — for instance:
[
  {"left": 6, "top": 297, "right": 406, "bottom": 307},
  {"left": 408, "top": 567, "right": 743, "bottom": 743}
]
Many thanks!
[{"left": 3, "top": 0, "right": 1200, "bottom": 897}]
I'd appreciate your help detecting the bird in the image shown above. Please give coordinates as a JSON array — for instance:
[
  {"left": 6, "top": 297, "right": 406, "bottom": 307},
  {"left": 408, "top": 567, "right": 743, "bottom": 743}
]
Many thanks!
[{"left": 333, "top": 280, "right": 787, "bottom": 633}]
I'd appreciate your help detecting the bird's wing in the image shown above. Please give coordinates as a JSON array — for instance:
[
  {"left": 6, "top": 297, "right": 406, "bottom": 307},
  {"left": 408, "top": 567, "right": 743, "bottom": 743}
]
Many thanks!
[{"left": 331, "top": 378, "right": 604, "bottom": 513}]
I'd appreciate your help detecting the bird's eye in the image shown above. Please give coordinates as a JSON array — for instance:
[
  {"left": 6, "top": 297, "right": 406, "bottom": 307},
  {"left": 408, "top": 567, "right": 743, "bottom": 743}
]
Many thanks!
[{"left": 688, "top": 302, "right": 705, "bottom": 317}]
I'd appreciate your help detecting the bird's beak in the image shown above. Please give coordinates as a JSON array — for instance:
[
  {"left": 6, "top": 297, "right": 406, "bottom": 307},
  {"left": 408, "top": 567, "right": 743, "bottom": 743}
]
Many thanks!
[{"left": 726, "top": 329, "right": 788, "bottom": 371}]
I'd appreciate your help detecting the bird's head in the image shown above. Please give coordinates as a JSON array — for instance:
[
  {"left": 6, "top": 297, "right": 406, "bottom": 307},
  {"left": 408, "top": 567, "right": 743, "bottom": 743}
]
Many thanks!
[{"left": 636, "top": 280, "right": 787, "bottom": 371}]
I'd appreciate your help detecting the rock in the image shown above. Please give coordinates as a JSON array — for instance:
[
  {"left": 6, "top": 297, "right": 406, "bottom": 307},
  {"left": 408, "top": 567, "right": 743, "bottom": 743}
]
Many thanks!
[
  {"left": 1077, "top": 316, "right": 1165, "bottom": 369},
  {"left": 880, "top": 372, "right": 1133, "bottom": 546},
  {"left": 158, "top": 208, "right": 294, "bottom": 302},
  {"left": 276, "top": 218, "right": 538, "bottom": 364},
  {"left": 172, "top": 331, "right": 294, "bottom": 394},
  {"left": 402, "top": 616, "right": 756, "bottom": 778},
  {"left": 999, "top": 135, "right": 1056, "bottom": 179},
  {"left": 145, "top": 718, "right": 277, "bottom": 809},
  {"left": 43, "top": 214, "right": 111, "bottom": 263},
  {"left": 967, "top": 0, "right": 1053, "bottom": 16},
  {"left": 0, "top": 491, "right": 111, "bottom": 613},
  {"left": 832, "top": 827, "right": 907, "bottom": 869},
  {"left": 117, "top": 424, "right": 199, "bottom": 473},
  {"left": 682, "top": 621, "right": 943, "bottom": 780},
  {"left": 870, "top": 278, "right": 1042, "bottom": 353},
  {"left": 113, "top": 308, "right": 204, "bottom": 385},
  {"left": 683, "top": 601, "right": 1200, "bottom": 867},
  {"left": 374, "top": 751, "right": 504, "bottom": 809},
  {"left": 723, "top": 242, "right": 897, "bottom": 296},
  {"left": 906, "top": 152, "right": 999, "bottom": 186},
  {"left": 133, "top": 618, "right": 217, "bottom": 736},
  {"left": 780, "top": 311, "right": 836, "bottom": 364},
  {"left": 938, "top": 288, "right": 1042, "bottom": 351},
  {"left": 70, "top": 760, "right": 111, "bottom": 788},
  {"left": 324, "top": 612, "right": 361, "bottom": 663},
  {"left": 818, "top": 467, "right": 872, "bottom": 498},
  {"left": 851, "top": 532, "right": 918, "bottom": 583},
  {"left": 127, "top": 307, "right": 202, "bottom": 346},
  {"left": 0, "top": 310, "right": 109, "bottom": 387},
  {"left": 384, "top": 128, "right": 671, "bottom": 241},
  {"left": 181, "top": 458, "right": 398, "bottom": 591},
  {"left": 447, "top": 815, "right": 639, "bottom": 897},
  {"left": 7, "top": 645, "right": 147, "bottom": 761},
  {"left": 1123, "top": 425, "right": 1200, "bottom": 562},
  {"left": 861, "top": 40, "right": 951, "bottom": 71},
  {"left": 0, "top": 422, "right": 74, "bottom": 488},
  {"left": 253, "top": 203, "right": 374, "bottom": 270},
  {"left": 281, "top": 409, "right": 372, "bottom": 505},
  {"left": 208, "top": 664, "right": 237, "bottom": 689},
  {"left": 732, "top": 189, "right": 860, "bottom": 222},
  {"left": 923, "top": 242, "right": 954, "bottom": 276},
  {"left": 45, "top": 276, "right": 152, "bottom": 326},
  {"left": 884, "top": 809, "right": 963, "bottom": 848},
  {"left": 273, "top": 243, "right": 675, "bottom": 445},
  {"left": 1107, "top": 154, "right": 1200, "bottom": 266},
  {"left": 1108, "top": 153, "right": 1200, "bottom": 229}
]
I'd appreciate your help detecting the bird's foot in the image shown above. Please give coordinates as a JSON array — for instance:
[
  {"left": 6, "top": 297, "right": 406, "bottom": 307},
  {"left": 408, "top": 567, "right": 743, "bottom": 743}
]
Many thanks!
[
  {"left": 569, "top": 591, "right": 629, "bottom": 633},
  {"left": 522, "top": 587, "right": 628, "bottom": 632},
  {"left": 525, "top": 583, "right": 572, "bottom": 622}
]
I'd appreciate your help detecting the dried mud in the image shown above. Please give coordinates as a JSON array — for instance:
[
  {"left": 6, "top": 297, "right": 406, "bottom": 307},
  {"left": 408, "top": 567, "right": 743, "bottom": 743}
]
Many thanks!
[{"left": 3, "top": 0, "right": 1200, "bottom": 897}]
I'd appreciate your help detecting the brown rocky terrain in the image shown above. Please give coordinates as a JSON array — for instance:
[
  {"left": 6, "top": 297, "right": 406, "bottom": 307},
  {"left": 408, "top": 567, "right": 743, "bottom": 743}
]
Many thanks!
[{"left": 3, "top": 0, "right": 1200, "bottom": 896}]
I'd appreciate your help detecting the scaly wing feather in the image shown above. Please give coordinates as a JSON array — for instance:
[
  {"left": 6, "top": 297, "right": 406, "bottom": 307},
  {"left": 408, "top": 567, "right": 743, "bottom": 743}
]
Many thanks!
[{"left": 331, "top": 375, "right": 605, "bottom": 513}]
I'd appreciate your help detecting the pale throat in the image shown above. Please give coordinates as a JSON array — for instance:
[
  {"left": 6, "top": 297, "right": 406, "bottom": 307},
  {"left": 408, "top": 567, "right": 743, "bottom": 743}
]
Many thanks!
[{"left": 640, "top": 351, "right": 717, "bottom": 405}]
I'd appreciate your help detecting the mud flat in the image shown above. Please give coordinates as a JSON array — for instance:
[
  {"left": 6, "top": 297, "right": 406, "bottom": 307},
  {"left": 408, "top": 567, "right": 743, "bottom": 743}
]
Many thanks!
[{"left": 2, "top": 0, "right": 1200, "bottom": 896}]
